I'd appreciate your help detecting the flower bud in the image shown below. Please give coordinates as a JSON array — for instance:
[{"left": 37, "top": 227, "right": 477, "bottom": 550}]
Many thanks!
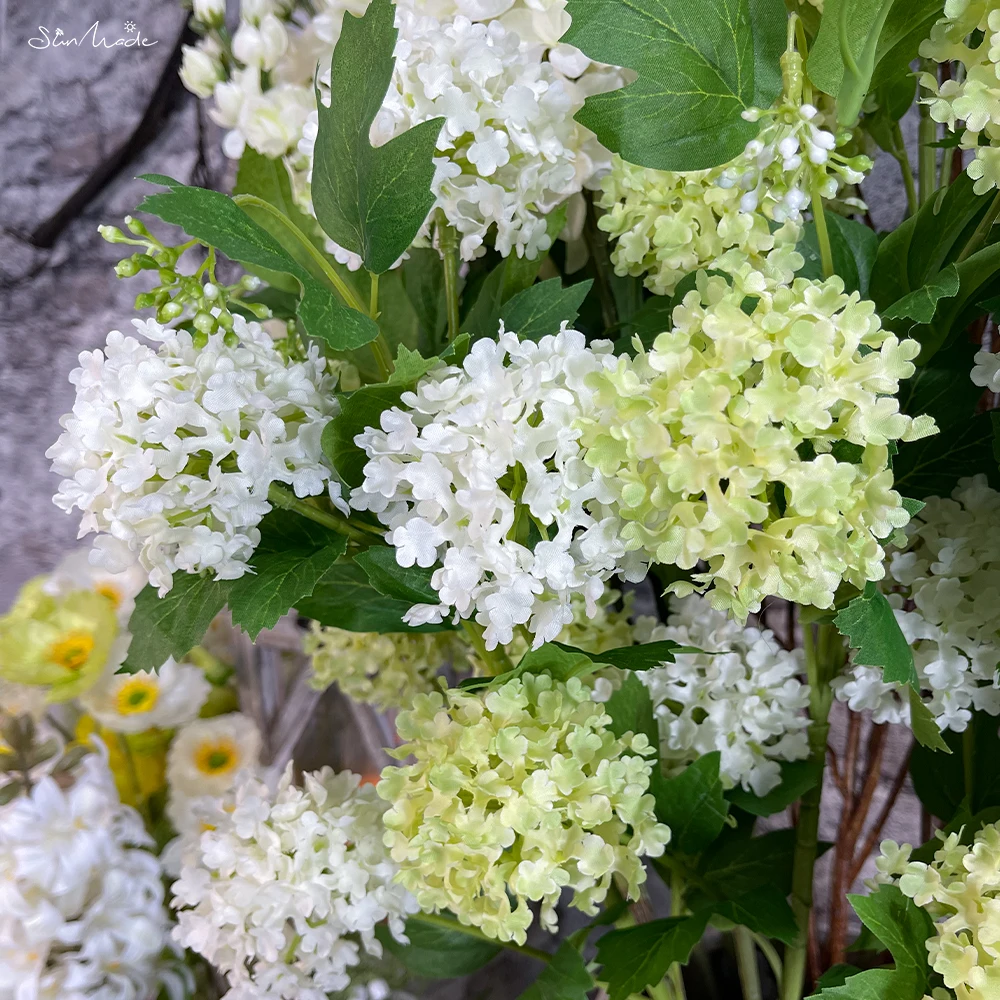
[{"left": 115, "top": 258, "right": 140, "bottom": 278}]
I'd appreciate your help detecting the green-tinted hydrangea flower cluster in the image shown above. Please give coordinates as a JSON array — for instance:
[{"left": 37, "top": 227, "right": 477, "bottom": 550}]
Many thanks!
[
  {"left": 874, "top": 824, "right": 1000, "bottom": 999},
  {"left": 303, "top": 624, "right": 465, "bottom": 711},
  {"left": 579, "top": 271, "right": 938, "bottom": 619},
  {"left": 377, "top": 672, "right": 670, "bottom": 944}
]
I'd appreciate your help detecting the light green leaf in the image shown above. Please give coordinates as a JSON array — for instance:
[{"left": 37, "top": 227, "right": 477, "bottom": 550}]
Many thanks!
[
  {"left": 908, "top": 688, "right": 952, "bottom": 753},
  {"left": 136, "top": 175, "right": 379, "bottom": 350},
  {"left": 834, "top": 582, "right": 918, "bottom": 688},
  {"left": 297, "top": 562, "right": 455, "bottom": 633},
  {"left": 353, "top": 545, "right": 439, "bottom": 605},
  {"left": 310, "top": 0, "right": 443, "bottom": 273},
  {"left": 654, "top": 752, "right": 729, "bottom": 855},
  {"left": 562, "top": 0, "right": 786, "bottom": 170},
  {"left": 595, "top": 912, "right": 711, "bottom": 1000},
  {"left": 554, "top": 639, "right": 697, "bottom": 673},
  {"left": 375, "top": 915, "right": 501, "bottom": 978},
  {"left": 807, "top": 968, "right": 899, "bottom": 1000},
  {"left": 123, "top": 574, "right": 231, "bottom": 673},
  {"left": 518, "top": 942, "right": 592, "bottom": 1000},
  {"left": 499, "top": 278, "right": 593, "bottom": 341}
]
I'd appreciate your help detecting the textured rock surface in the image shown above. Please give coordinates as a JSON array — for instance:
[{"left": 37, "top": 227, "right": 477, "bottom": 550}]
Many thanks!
[{"left": 0, "top": 2, "right": 919, "bottom": 993}]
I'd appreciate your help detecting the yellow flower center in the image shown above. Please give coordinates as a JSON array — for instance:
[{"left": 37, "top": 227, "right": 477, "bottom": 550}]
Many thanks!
[
  {"left": 194, "top": 738, "right": 239, "bottom": 776},
  {"left": 47, "top": 631, "right": 94, "bottom": 672},
  {"left": 114, "top": 677, "right": 160, "bottom": 715},
  {"left": 95, "top": 583, "right": 123, "bottom": 608}
]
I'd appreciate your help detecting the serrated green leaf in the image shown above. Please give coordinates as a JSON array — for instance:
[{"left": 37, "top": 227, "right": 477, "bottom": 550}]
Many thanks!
[
  {"left": 698, "top": 828, "right": 799, "bottom": 897},
  {"left": 882, "top": 264, "right": 960, "bottom": 325},
  {"left": 554, "top": 639, "right": 697, "bottom": 673},
  {"left": 310, "top": 0, "right": 443, "bottom": 273},
  {"left": 353, "top": 545, "right": 439, "bottom": 605},
  {"left": 297, "top": 562, "right": 455, "bottom": 633},
  {"left": 726, "top": 759, "right": 824, "bottom": 816},
  {"left": 834, "top": 582, "right": 918, "bottom": 688},
  {"left": 136, "top": 176, "right": 378, "bottom": 351},
  {"left": 390, "top": 344, "right": 439, "bottom": 385},
  {"left": 908, "top": 688, "right": 952, "bottom": 753},
  {"left": 654, "top": 752, "right": 729, "bottom": 855},
  {"left": 375, "top": 915, "right": 501, "bottom": 978},
  {"left": 604, "top": 672, "right": 659, "bottom": 747},
  {"left": 562, "top": 0, "right": 786, "bottom": 171},
  {"left": 709, "top": 884, "right": 798, "bottom": 944},
  {"left": 807, "top": 968, "right": 899, "bottom": 1000},
  {"left": 499, "top": 279, "right": 593, "bottom": 341},
  {"left": 595, "top": 912, "right": 711, "bottom": 1000},
  {"left": 518, "top": 942, "right": 592, "bottom": 1000},
  {"left": 123, "top": 574, "right": 232, "bottom": 673},
  {"left": 227, "top": 515, "right": 348, "bottom": 640}
]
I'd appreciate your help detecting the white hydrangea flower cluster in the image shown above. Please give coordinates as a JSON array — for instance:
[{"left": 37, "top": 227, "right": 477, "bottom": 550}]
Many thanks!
[
  {"left": 637, "top": 595, "right": 810, "bottom": 795},
  {"left": 378, "top": 672, "right": 670, "bottom": 944},
  {"left": 920, "top": 0, "right": 1000, "bottom": 195},
  {"left": 171, "top": 765, "right": 417, "bottom": 1000},
  {"left": 182, "top": 0, "right": 623, "bottom": 263},
  {"left": 579, "top": 271, "right": 937, "bottom": 619},
  {"left": 48, "top": 316, "right": 340, "bottom": 595},
  {"left": 351, "top": 327, "right": 649, "bottom": 649},
  {"left": 834, "top": 476, "right": 1000, "bottom": 732},
  {"left": 873, "top": 825, "right": 1000, "bottom": 999},
  {"left": 303, "top": 623, "right": 466, "bottom": 709},
  {"left": 0, "top": 751, "right": 172, "bottom": 1000}
]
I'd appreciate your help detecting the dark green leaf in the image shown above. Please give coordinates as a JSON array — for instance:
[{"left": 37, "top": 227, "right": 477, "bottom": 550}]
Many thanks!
[
  {"left": 503, "top": 205, "right": 569, "bottom": 299},
  {"left": 519, "top": 942, "right": 592, "bottom": 1000},
  {"left": 402, "top": 248, "right": 448, "bottom": 354},
  {"left": 727, "top": 759, "right": 824, "bottom": 817},
  {"left": 562, "top": 0, "right": 786, "bottom": 170},
  {"left": 323, "top": 384, "right": 406, "bottom": 489},
  {"left": 499, "top": 279, "right": 593, "bottom": 341},
  {"left": 881, "top": 264, "right": 960, "bottom": 326},
  {"left": 604, "top": 672, "right": 659, "bottom": 747},
  {"left": 698, "top": 828, "right": 798, "bottom": 897},
  {"left": 297, "top": 562, "right": 455, "bottom": 633},
  {"left": 464, "top": 261, "right": 508, "bottom": 341},
  {"left": 375, "top": 916, "right": 500, "bottom": 978},
  {"left": 798, "top": 214, "right": 880, "bottom": 296},
  {"left": 136, "top": 176, "right": 378, "bottom": 350},
  {"left": 310, "top": 0, "right": 443, "bottom": 273},
  {"left": 595, "top": 912, "right": 711, "bottom": 1000},
  {"left": 123, "top": 574, "right": 231, "bottom": 672},
  {"left": 227, "top": 515, "right": 348, "bottom": 640},
  {"left": 654, "top": 753, "right": 729, "bottom": 855},
  {"left": 834, "top": 582, "right": 918, "bottom": 688},
  {"left": 353, "top": 545, "right": 438, "bottom": 605},
  {"left": 709, "top": 884, "right": 798, "bottom": 944}
]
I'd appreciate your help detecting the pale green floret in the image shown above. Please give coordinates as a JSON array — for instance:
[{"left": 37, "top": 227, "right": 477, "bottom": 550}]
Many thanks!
[{"left": 377, "top": 672, "right": 670, "bottom": 945}]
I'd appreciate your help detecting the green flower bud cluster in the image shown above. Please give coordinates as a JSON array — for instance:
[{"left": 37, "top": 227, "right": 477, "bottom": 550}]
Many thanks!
[
  {"left": 99, "top": 216, "right": 267, "bottom": 342},
  {"left": 378, "top": 672, "right": 670, "bottom": 944}
]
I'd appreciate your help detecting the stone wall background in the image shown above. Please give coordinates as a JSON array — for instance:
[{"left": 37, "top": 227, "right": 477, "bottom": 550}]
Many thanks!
[{"left": 0, "top": 2, "right": 920, "bottom": 995}]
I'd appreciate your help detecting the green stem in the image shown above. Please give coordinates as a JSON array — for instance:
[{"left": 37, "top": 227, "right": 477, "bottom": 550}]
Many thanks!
[
  {"left": 751, "top": 932, "right": 783, "bottom": 992},
  {"left": 810, "top": 185, "right": 834, "bottom": 280},
  {"left": 957, "top": 190, "right": 1000, "bottom": 263},
  {"left": 267, "top": 483, "right": 381, "bottom": 545},
  {"left": 408, "top": 911, "right": 550, "bottom": 963},
  {"left": 437, "top": 213, "right": 461, "bottom": 344},
  {"left": 116, "top": 733, "right": 152, "bottom": 826},
  {"left": 890, "top": 121, "right": 918, "bottom": 218},
  {"left": 462, "top": 620, "right": 514, "bottom": 676},
  {"left": 734, "top": 927, "right": 762, "bottom": 1000},
  {"left": 231, "top": 194, "right": 367, "bottom": 313},
  {"left": 669, "top": 866, "right": 688, "bottom": 1000},
  {"left": 366, "top": 271, "right": 395, "bottom": 381},
  {"left": 917, "top": 60, "right": 938, "bottom": 205},
  {"left": 781, "top": 622, "right": 841, "bottom": 1000}
]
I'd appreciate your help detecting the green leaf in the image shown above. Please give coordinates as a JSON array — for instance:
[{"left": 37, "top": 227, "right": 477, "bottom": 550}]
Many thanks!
[
  {"left": 882, "top": 263, "right": 960, "bottom": 325},
  {"left": 562, "top": 0, "right": 786, "bottom": 170},
  {"left": 499, "top": 279, "right": 593, "bottom": 341},
  {"left": 513, "top": 643, "right": 600, "bottom": 684},
  {"left": 227, "top": 514, "right": 348, "bottom": 640},
  {"left": 297, "top": 562, "right": 454, "bottom": 633},
  {"left": 136, "top": 175, "right": 379, "bottom": 351},
  {"left": 726, "top": 759, "right": 824, "bottom": 816},
  {"left": 353, "top": 545, "right": 439, "bottom": 605},
  {"left": 503, "top": 205, "right": 569, "bottom": 299},
  {"left": 616, "top": 294, "right": 676, "bottom": 352},
  {"left": 815, "top": 965, "right": 863, "bottom": 991},
  {"left": 123, "top": 574, "right": 231, "bottom": 672},
  {"left": 604, "top": 672, "right": 659, "bottom": 747},
  {"left": 464, "top": 261, "right": 509, "bottom": 341},
  {"left": 654, "top": 752, "right": 729, "bottom": 855},
  {"left": 834, "top": 582, "right": 918, "bottom": 688},
  {"left": 375, "top": 916, "right": 500, "bottom": 978},
  {"left": 798, "top": 214, "right": 880, "bottom": 296},
  {"left": 698, "top": 828, "right": 799, "bottom": 897},
  {"left": 710, "top": 884, "right": 798, "bottom": 944},
  {"left": 310, "top": 0, "right": 443, "bottom": 273},
  {"left": 908, "top": 688, "right": 952, "bottom": 752},
  {"left": 519, "top": 942, "right": 593, "bottom": 1000},
  {"left": 401, "top": 248, "right": 448, "bottom": 354},
  {"left": 847, "top": 885, "right": 935, "bottom": 998},
  {"left": 595, "top": 912, "right": 711, "bottom": 1000},
  {"left": 323, "top": 384, "right": 406, "bottom": 489},
  {"left": 807, "top": 968, "right": 899, "bottom": 1000},
  {"left": 553, "top": 639, "right": 696, "bottom": 672}
]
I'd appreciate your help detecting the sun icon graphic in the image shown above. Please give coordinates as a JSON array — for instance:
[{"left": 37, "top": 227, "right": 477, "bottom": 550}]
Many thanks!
[{"left": 124, "top": 19, "right": 136, "bottom": 31}]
